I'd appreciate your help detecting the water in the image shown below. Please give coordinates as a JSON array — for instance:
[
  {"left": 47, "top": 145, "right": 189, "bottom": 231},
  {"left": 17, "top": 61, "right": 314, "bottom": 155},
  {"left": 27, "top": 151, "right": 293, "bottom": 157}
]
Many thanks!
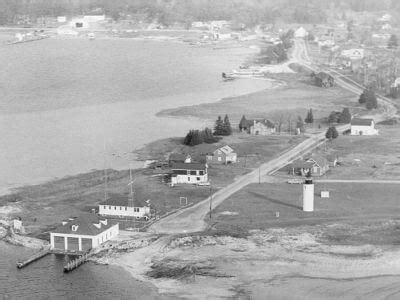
[
  {"left": 0, "top": 241, "right": 163, "bottom": 299},
  {"left": 0, "top": 37, "right": 269, "bottom": 194}
]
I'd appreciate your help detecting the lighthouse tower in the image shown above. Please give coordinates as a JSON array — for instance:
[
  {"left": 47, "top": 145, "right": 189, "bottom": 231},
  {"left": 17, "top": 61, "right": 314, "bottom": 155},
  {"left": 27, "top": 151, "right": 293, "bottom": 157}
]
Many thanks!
[{"left": 303, "top": 172, "right": 314, "bottom": 212}]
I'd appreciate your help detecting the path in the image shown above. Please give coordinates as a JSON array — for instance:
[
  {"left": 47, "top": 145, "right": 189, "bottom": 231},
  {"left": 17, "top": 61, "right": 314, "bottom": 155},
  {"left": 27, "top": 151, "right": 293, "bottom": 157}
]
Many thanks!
[{"left": 317, "top": 179, "right": 400, "bottom": 184}]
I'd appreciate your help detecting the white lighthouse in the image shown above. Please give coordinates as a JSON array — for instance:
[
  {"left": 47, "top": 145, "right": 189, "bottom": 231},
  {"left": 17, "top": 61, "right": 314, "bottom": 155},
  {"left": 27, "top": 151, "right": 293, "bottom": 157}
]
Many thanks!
[{"left": 303, "top": 174, "right": 314, "bottom": 212}]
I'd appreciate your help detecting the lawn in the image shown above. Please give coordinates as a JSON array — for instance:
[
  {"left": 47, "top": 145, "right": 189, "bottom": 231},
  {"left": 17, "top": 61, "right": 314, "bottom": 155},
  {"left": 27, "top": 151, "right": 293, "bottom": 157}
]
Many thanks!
[
  {"left": 157, "top": 72, "right": 358, "bottom": 127},
  {"left": 0, "top": 132, "right": 305, "bottom": 238},
  {"left": 209, "top": 182, "right": 400, "bottom": 237}
]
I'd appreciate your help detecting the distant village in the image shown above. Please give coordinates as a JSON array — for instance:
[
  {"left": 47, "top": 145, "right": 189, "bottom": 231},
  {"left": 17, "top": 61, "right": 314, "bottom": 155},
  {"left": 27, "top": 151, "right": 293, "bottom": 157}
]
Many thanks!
[{"left": 1, "top": 6, "right": 399, "bottom": 274}]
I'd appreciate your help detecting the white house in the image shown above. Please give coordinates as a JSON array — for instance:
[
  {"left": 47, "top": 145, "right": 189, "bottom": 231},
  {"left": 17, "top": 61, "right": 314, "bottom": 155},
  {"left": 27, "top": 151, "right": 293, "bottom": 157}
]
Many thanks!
[
  {"left": 57, "top": 16, "right": 67, "bottom": 23},
  {"left": 350, "top": 118, "right": 378, "bottom": 135},
  {"left": 83, "top": 15, "right": 106, "bottom": 22},
  {"left": 99, "top": 195, "right": 151, "bottom": 219},
  {"left": 207, "top": 145, "right": 237, "bottom": 164},
  {"left": 50, "top": 216, "right": 119, "bottom": 253},
  {"left": 171, "top": 162, "right": 208, "bottom": 186},
  {"left": 294, "top": 27, "right": 308, "bottom": 38},
  {"left": 382, "top": 23, "right": 392, "bottom": 30},
  {"left": 249, "top": 119, "right": 276, "bottom": 135},
  {"left": 341, "top": 49, "right": 364, "bottom": 60},
  {"left": 392, "top": 77, "right": 400, "bottom": 88}
]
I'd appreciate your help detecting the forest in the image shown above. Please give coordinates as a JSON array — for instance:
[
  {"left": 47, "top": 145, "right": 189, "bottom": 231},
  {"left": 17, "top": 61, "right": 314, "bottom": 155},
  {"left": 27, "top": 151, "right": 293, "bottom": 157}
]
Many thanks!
[{"left": 1, "top": 0, "right": 400, "bottom": 26}]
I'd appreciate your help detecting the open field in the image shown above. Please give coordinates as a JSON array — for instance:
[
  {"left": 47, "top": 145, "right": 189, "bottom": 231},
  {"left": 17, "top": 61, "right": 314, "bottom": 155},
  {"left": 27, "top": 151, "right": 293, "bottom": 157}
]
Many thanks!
[
  {"left": 157, "top": 73, "right": 358, "bottom": 125},
  {"left": 209, "top": 182, "right": 400, "bottom": 244},
  {"left": 0, "top": 133, "right": 303, "bottom": 238},
  {"left": 313, "top": 124, "right": 400, "bottom": 180}
]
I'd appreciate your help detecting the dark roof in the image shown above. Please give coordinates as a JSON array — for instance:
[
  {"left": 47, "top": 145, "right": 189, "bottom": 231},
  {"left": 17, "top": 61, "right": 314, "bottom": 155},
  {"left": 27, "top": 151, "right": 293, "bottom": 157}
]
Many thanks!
[
  {"left": 99, "top": 194, "right": 148, "bottom": 207},
  {"left": 52, "top": 215, "right": 117, "bottom": 236},
  {"left": 171, "top": 162, "right": 207, "bottom": 171},
  {"left": 351, "top": 118, "right": 374, "bottom": 126},
  {"left": 290, "top": 159, "right": 314, "bottom": 169},
  {"left": 169, "top": 153, "right": 190, "bottom": 161}
]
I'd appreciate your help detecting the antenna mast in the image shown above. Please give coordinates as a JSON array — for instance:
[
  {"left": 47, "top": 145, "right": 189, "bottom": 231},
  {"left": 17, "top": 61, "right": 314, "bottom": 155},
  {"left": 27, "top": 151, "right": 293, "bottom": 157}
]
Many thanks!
[{"left": 128, "top": 164, "right": 135, "bottom": 207}]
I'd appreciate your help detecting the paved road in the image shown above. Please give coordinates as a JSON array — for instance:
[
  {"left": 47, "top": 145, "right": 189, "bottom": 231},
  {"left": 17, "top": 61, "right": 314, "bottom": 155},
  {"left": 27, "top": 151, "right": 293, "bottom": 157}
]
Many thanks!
[
  {"left": 150, "top": 125, "right": 349, "bottom": 234},
  {"left": 149, "top": 38, "right": 395, "bottom": 235}
]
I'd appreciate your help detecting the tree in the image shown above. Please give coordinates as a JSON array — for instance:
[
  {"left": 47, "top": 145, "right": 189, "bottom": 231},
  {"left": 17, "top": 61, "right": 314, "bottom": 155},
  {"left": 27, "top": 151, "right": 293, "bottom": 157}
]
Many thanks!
[
  {"left": 184, "top": 130, "right": 203, "bottom": 146},
  {"left": 387, "top": 34, "right": 398, "bottom": 49},
  {"left": 214, "top": 116, "right": 224, "bottom": 135},
  {"left": 305, "top": 109, "right": 314, "bottom": 124},
  {"left": 202, "top": 127, "right": 217, "bottom": 144},
  {"left": 239, "top": 115, "right": 247, "bottom": 131},
  {"left": 325, "top": 126, "right": 338, "bottom": 140},
  {"left": 328, "top": 111, "right": 339, "bottom": 123},
  {"left": 366, "top": 92, "right": 378, "bottom": 110},
  {"left": 223, "top": 114, "right": 232, "bottom": 136},
  {"left": 359, "top": 89, "right": 368, "bottom": 104},
  {"left": 338, "top": 108, "right": 351, "bottom": 123}
]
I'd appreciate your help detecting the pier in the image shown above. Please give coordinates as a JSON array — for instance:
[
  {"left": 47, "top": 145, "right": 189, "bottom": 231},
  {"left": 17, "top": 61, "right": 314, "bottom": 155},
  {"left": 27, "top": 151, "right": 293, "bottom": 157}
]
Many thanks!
[
  {"left": 63, "top": 253, "right": 90, "bottom": 273},
  {"left": 16, "top": 248, "right": 50, "bottom": 269}
]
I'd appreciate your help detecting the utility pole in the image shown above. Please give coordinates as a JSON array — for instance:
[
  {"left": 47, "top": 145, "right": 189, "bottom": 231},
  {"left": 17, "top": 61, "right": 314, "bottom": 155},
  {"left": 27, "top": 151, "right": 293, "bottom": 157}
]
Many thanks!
[
  {"left": 209, "top": 184, "right": 212, "bottom": 220},
  {"left": 258, "top": 167, "right": 261, "bottom": 184}
]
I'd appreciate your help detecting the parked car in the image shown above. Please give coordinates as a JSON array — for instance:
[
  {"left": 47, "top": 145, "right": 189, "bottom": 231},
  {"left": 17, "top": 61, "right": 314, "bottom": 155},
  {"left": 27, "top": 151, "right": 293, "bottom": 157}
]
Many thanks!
[{"left": 287, "top": 178, "right": 303, "bottom": 184}]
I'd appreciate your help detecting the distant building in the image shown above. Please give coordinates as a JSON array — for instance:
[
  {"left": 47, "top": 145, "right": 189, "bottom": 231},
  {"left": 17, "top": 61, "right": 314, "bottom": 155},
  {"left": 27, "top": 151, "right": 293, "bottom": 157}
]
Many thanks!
[
  {"left": 392, "top": 77, "right": 400, "bottom": 88},
  {"left": 378, "top": 14, "right": 392, "bottom": 22},
  {"left": 99, "top": 194, "right": 151, "bottom": 219},
  {"left": 350, "top": 118, "right": 378, "bottom": 135},
  {"left": 168, "top": 153, "right": 192, "bottom": 166},
  {"left": 170, "top": 163, "right": 208, "bottom": 186},
  {"left": 341, "top": 49, "right": 364, "bottom": 60},
  {"left": 289, "top": 154, "right": 330, "bottom": 176},
  {"left": 207, "top": 145, "right": 237, "bottom": 164},
  {"left": 50, "top": 216, "right": 119, "bottom": 252},
  {"left": 249, "top": 119, "right": 276, "bottom": 135},
  {"left": 57, "top": 16, "right": 67, "bottom": 23},
  {"left": 69, "top": 18, "right": 89, "bottom": 29},
  {"left": 83, "top": 15, "right": 106, "bottom": 22},
  {"left": 294, "top": 27, "right": 308, "bottom": 38},
  {"left": 312, "top": 72, "right": 334, "bottom": 88},
  {"left": 382, "top": 23, "right": 392, "bottom": 30}
]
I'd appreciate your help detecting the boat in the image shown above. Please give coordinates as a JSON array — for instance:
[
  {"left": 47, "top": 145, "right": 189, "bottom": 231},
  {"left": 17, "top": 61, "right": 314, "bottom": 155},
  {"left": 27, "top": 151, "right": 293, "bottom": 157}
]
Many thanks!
[
  {"left": 222, "top": 69, "right": 265, "bottom": 79},
  {"left": 6, "top": 32, "right": 49, "bottom": 45}
]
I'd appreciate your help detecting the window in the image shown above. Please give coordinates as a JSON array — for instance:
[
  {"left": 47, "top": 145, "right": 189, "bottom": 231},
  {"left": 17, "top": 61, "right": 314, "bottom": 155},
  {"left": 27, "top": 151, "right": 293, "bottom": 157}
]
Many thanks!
[
  {"left": 134, "top": 207, "right": 139, "bottom": 212},
  {"left": 125, "top": 207, "right": 127, "bottom": 211},
  {"left": 197, "top": 177, "right": 200, "bottom": 181},
  {"left": 218, "top": 157, "right": 222, "bottom": 161},
  {"left": 103, "top": 206, "right": 106, "bottom": 209},
  {"left": 109, "top": 206, "right": 111, "bottom": 210},
  {"left": 190, "top": 171, "right": 196, "bottom": 175},
  {"left": 199, "top": 171, "right": 204, "bottom": 175},
  {"left": 188, "top": 177, "right": 190, "bottom": 181},
  {"left": 120, "top": 207, "right": 122, "bottom": 210}
]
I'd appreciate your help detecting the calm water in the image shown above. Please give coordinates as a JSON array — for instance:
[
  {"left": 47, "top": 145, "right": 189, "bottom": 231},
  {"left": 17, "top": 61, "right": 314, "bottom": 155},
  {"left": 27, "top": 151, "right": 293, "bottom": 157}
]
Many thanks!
[
  {"left": 0, "top": 241, "right": 164, "bottom": 299},
  {"left": 0, "top": 36, "right": 268, "bottom": 194}
]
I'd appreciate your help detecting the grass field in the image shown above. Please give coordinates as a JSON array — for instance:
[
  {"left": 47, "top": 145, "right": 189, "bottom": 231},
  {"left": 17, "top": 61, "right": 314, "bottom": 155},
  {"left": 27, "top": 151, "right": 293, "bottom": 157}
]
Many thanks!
[
  {"left": 209, "top": 182, "right": 400, "bottom": 245},
  {"left": 0, "top": 132, "right": 304, "bottom": 238},
  {"left": 157, "top": 73, "right": 357, "bottom": 126}
]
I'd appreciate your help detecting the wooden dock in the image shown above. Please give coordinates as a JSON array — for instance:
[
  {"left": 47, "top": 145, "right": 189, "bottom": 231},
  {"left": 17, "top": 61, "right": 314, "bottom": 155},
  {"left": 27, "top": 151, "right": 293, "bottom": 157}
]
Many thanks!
[
  {"left": 63, "top": 253, "right": 90, "bottom": 273},
  {"left": 17, "top": 249, "right": 50, "bottom": 269}
]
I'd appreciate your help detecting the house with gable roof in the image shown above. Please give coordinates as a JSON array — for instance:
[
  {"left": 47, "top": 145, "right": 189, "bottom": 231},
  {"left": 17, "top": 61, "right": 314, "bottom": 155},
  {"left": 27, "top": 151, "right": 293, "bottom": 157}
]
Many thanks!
[
  {"left": 289, "top": 154, "right": 330, "bottom": 176},
  {"left": 249, "top": 119, "right": 276, "bottom": 135},
  {"left": 207, "top": 145, "right": 237, "bottom": 164},
  {"left": 170, "top": 162, "right": 208, "bottom": 186},
  {"left": 50, "top": 215, "right": 119, "bottom": 253},
  {"left": 350, "top": 118, "right": 378, "bottom": 135}
]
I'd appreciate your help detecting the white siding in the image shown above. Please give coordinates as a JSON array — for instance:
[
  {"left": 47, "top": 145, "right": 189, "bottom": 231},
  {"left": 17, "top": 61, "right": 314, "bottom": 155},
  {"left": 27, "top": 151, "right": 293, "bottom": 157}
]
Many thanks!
[{"left": 99, "top": 205, "right": 150, "bottom": 218}]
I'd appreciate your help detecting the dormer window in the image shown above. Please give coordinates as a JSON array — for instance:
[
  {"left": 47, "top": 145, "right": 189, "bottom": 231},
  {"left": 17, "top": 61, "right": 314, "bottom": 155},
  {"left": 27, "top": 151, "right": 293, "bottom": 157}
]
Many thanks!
[{"left": 71, "top": 225, "right": 78, "bottom": 232}]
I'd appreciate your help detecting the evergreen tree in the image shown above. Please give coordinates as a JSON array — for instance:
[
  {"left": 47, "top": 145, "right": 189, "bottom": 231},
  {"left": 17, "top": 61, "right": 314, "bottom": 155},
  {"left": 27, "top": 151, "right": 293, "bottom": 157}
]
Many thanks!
[
  {"left": 365, "top": 90, "right": 378, "bottom": 110},
  {"left": 189, "top": 130, "right": 202, "bottom": 146},
  {"left": 338, "top": 108, "right": 351, "bottom": 123},
  {"left": 325, "top": 126, "right": 338, "bottom": 140},
  {"left": 239, "top": 115, "right": 247, "bottom": 131},
  {"left": 203, "top": 127, "right": 216, "bottom": 143},
  {"left": 183, "top": 130, "right": 194, "bottom": 146},
  {"left": 305, "top": 109, "right": 314, "bottom": 123},
  {"left": 328, "top": 111, "right": 339, "bottom": 123},
  {"left": 223, "top": 114, "right": 232, "bottom": 135},
  {"left": 214, "top": 116, "right": 224, "bottom": 135},
  {"left": 387, "top": 34, "right": 398, "bottom": 49},
  {"left": 359, "top": 89, "right": 367, "bottom": 104}
]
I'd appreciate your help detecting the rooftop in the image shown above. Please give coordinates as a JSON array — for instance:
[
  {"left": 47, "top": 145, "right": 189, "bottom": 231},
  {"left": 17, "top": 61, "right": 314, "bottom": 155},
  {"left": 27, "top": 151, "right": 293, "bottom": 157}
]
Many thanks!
[
  {"left": 351, "top": 118, "right": 374, "bottom": 126},
  {"left": 52, "top": 215, "right": 117, "bottom": 236},
  {"left": 99, "top": 194, "right": 148, "bottom": 207},
  {"left": 171, "top": 162, "right": 207, "bottom": 171}
]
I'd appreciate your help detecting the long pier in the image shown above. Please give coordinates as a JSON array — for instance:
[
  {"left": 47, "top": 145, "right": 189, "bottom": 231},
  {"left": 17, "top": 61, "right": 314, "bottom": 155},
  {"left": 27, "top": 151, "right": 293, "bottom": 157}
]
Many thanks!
[
  {"left": 16, "top": 249, "right": 50, "bottom": 269},
  {"left": 63, "top": 253, "right": 90, "bottom": 273}
]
